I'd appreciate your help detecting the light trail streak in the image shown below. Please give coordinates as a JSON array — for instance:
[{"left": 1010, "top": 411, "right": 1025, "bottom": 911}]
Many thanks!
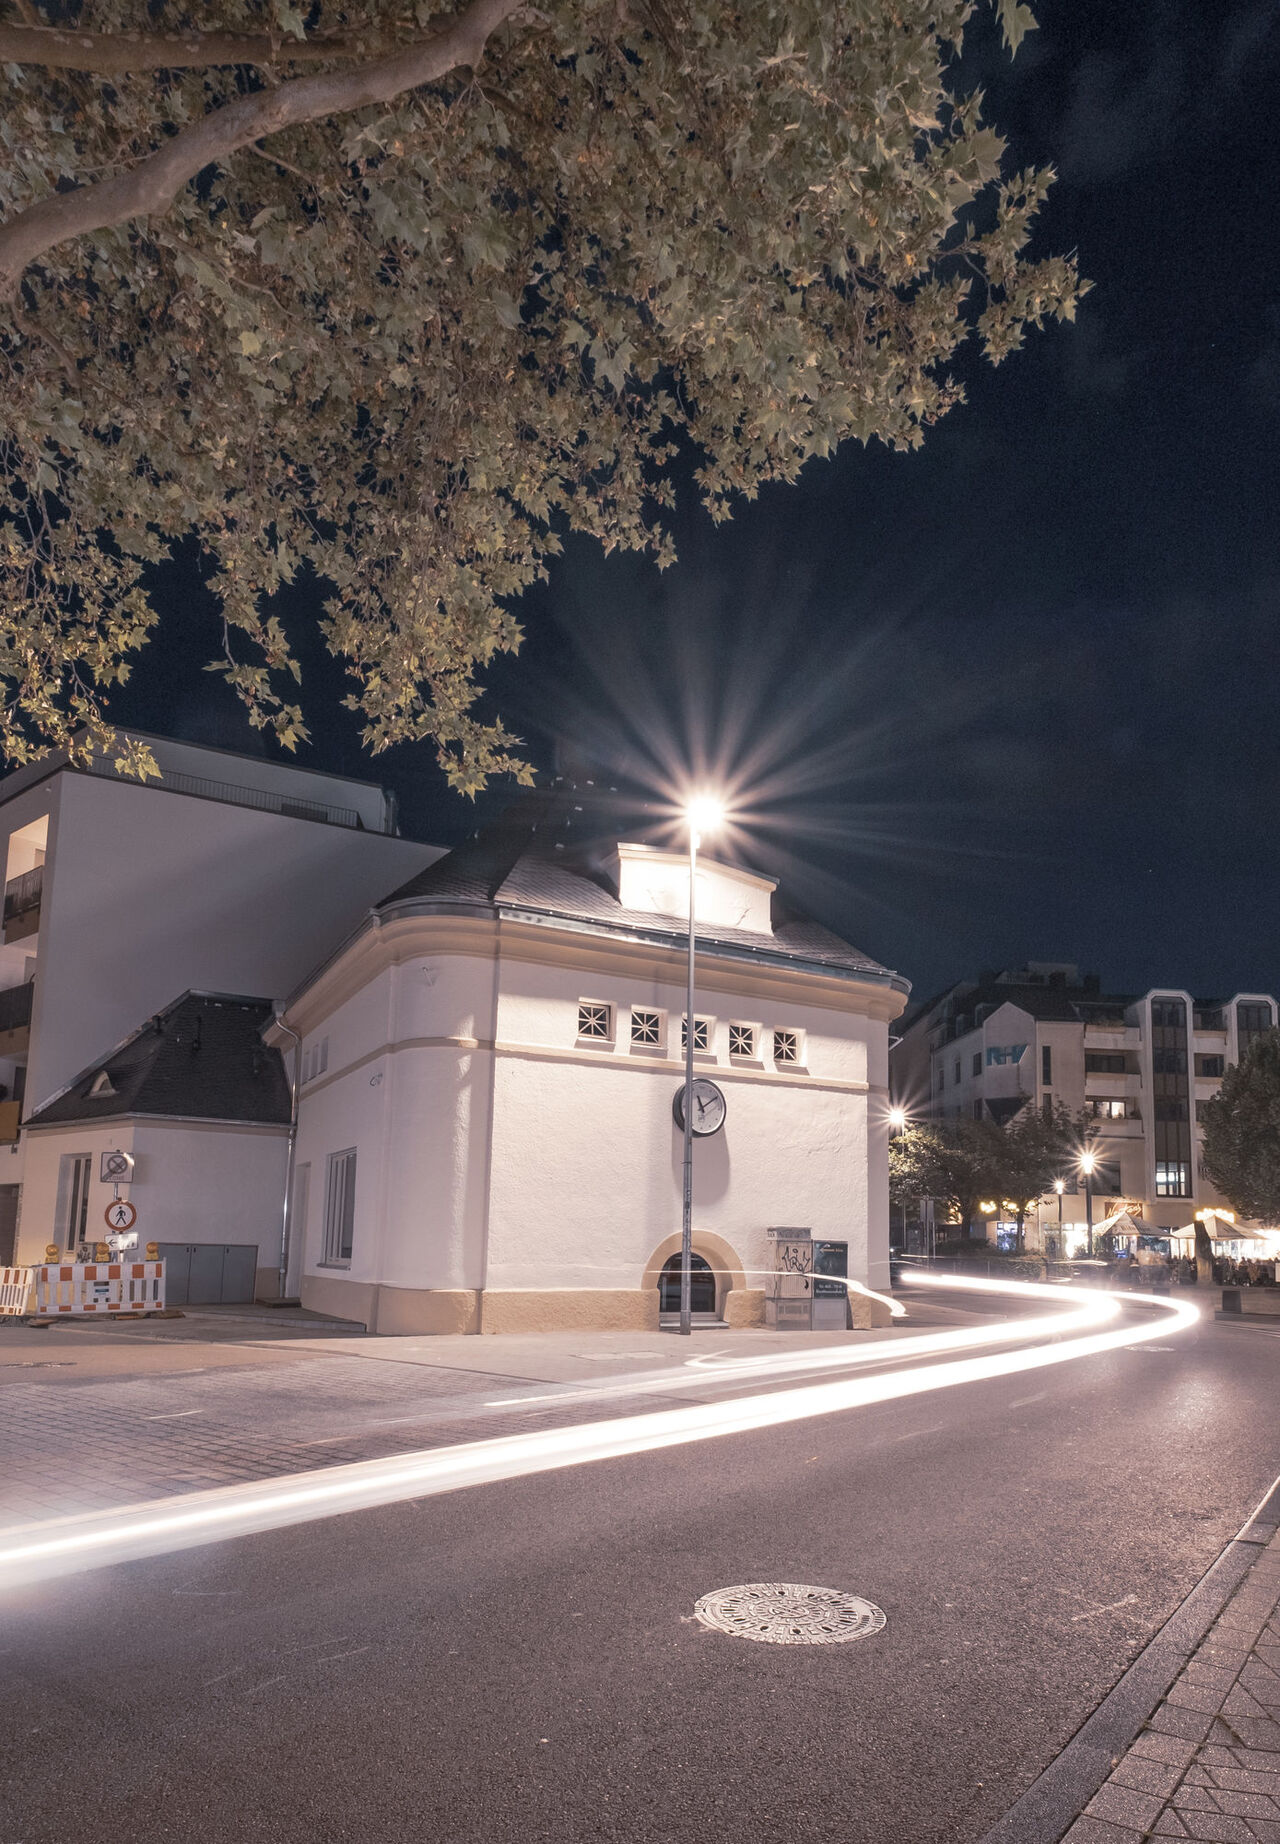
[
  {"left": 0, "top": 1276, "right": 1197, "bottom": 1591},
  {"left": 485, "top": 1283, "right": 1119, "bottom": 1409}
]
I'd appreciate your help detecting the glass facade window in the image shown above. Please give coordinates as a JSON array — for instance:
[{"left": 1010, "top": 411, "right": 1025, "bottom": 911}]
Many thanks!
[
  {"left": 1151, "top": 999, "right": 1187, "bottom": 1028},
  {"left": 1151, "top": 998, "right": 1191, "bottom": 1197},
  {"left": 1085, "top": 1053, "right": 1126, "bottom": 1074},
  {"left": 1092, "top": 1099, "right": 1127, "bottom": 1119},
  {"left": 972, "top": 1051, "right": 982, "bottom": 1077},
  {"left": 1237, "top": 1001, "right": 1274, "bottom": 1059},
  {"left": 953, "top": 1059, "right": 961, "bottom": 1084},
  {"left": 1195, "top": 1055, "right": 1225, "bottom": 1078},
  {"left": 1156, "top": 1160, "right": 1190, "bottom": 1197},
  {"left": 1042, "top": 1044, "right": 1052, "bottom": 1084}
]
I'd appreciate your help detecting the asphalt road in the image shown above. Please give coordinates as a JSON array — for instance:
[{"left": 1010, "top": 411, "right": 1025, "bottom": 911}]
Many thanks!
[{"left": 3, "top": 1296, "right": 1278, "bottom": 1844}]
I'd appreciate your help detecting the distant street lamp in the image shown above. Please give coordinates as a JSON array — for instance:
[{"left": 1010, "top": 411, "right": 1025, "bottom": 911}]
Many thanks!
[
  {"left": 1080, "top": 1151, "right": 1097, "bottom": 1256},
  {"left": 1053, "top": 1177, "right": 1065, "bottom": 1257},
  {"left": 888, "top": 1105, "right": 908, "bottom": 1253},
  {"left": 679, "top": 795, "right": 724, "bottom": 1336}
]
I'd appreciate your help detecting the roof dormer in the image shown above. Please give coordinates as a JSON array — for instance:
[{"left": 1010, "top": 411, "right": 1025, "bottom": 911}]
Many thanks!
[{"left": 610, "top": 843, "right": 777, "bottom": 936}]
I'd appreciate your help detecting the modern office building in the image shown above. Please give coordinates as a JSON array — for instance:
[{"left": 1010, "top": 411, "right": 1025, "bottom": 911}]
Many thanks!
[
  {"left": 0, "top": 732, "right": 440, "bottom": 1270},
  {"left": 891, "top": 962, "right": 1277, "bottom": 1246}
]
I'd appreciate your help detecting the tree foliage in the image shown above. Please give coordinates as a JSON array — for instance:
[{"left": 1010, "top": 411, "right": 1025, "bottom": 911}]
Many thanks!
[
  {"left": 1200, "top": 1031, "right": 1280, "bottom": 1226},
  {"left": 890, "top": 1102, "right": 1084, "bottom": 1249},
  {"left": 992, "top": 1101, "right": 1083, "bottom": 1252},
  {"left": 0, "top": 0, "right": 1081, "bottom": 790},
  {"left": 890, "top": 1117, "right": 1004, "bottom": 1240}
]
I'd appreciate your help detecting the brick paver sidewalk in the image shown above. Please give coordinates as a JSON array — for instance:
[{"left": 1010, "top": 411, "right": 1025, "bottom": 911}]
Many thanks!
[{"left": 1065, "top": 1529, "right": 1280, "bottom": 1843}]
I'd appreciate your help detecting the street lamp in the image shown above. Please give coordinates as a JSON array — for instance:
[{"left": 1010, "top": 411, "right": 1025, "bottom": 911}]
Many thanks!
[
  {"left": 1053, "top": 1178, "right": 1065, "bottom": 1258},
  {"left": 1079, "top": 1151, "right": 1096, "bottom": 1256},
  {"left": 679, "top": 795, "right": 724, "bottom": 1335},
  {"left": 887, "top": 1105, "right": 908, "bottom": 1253}
]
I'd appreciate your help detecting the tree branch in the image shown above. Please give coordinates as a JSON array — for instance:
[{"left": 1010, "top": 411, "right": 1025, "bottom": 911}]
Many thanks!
[
  {"left": 0, "top": 0, "right": 524, "bottom": 297},
  {"left": 0, "top": 21, "right": 413, "bottom": 75}
]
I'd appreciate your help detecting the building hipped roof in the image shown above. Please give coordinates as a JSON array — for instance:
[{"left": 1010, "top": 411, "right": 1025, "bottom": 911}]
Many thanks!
[
  {"left": 26, "top": 993, "right": 291, "bottom": 1128},
  {"left": 380, "top": 792, "right": 904, "bottom": 988}
]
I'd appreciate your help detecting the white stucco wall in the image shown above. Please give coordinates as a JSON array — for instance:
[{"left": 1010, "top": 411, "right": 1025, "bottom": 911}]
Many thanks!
[
  {"left": 16, "top": 1119, "right": 288, "bottom": 1270},
  {"left": 11, "top": 770, "right": 439, "bottom": 1109},
  {"left": 289, "top": 919, "right": 894, "bottom": 1312}
]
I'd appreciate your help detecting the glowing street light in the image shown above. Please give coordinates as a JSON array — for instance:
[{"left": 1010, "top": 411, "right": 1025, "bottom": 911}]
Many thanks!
[
  {"left": 1079, "top": 1149, "right": 1097, "bottom": 1256},
  {"left": 1052, "top": 1176, "right": 1065, "bottom": 1255},
  {"left": 888, "top": 1105, "right": 907, "bottom": 1131},
  {"left": 678, "top": 794, "right": 725, "bottom": 1335}
]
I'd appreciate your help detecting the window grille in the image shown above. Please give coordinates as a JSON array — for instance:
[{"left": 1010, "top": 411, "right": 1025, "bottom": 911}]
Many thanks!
[
  {"left": 630, "top": 1009, "right": 662, "bottom": 1047},
  {"left": 773, "top": 1029, "right": 800, "bottom": 1066},
  {"left": 681, "top": 1016, "right": 710, "bottom": 1053},
  {"left": 729, "top": 1024, "right": 755, "bottom": 1059},
  {"left": 577, "top": 1001, "right": 612, "bottom": 1041},
  {"left": 322, "top": 1149, "right": 357, "bottom": 1265}
]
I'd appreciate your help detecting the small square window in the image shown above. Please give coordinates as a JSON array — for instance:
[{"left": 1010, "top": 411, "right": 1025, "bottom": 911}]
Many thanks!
[
  {"left": 631, "top": 1008, "right": 662, "bottom": 1047},
  {"left": 729, "top": 1023, "right": 755, "bottom": 1059},
  {"left": 681, "top": 1016, "right": 710, "bottom": 1053},
  {"left": 773, "top": 1028, "right": 800, "bottom": 1066},
  {"left": 577, "top": 1001, "right": 612, "bottom": 1041}
]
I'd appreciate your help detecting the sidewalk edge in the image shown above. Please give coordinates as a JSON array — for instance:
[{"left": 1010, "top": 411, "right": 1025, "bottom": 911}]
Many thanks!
[{"left": 975, "top": 1471, "right": 1280, "bottom": 1844}]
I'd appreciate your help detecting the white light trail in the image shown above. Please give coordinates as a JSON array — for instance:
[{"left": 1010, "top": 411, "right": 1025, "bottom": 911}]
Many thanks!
[{"left": 0, "top": 1276, "right": 1197, "bottom": 1591}]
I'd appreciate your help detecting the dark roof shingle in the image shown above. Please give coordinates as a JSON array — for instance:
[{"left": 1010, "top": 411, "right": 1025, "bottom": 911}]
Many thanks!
[
  {"left": 381, "top": 797, "right": 899, "bottom": 982},
  {"left": 27, "top": 993, "right": 291, "bottom": 1128}
]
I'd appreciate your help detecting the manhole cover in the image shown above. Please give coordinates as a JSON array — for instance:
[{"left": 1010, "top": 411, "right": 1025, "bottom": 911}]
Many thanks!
[{"left": 693, "top": 1583, "right": 886, "bottom": 1646}]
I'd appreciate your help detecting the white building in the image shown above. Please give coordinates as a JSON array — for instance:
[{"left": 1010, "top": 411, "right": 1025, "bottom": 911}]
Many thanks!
[
  {"left": 270, "top": 803, "right": 910, "bottom": 1334},
  {"left": 891, "top": 962, "right": 1277, "bottom": 1247},
  {"left": 0, "top": 732, "right": 440, "bottom": 1271},
  {"left": 20, "top": 992, "right": 292, "bottom": 1303}
]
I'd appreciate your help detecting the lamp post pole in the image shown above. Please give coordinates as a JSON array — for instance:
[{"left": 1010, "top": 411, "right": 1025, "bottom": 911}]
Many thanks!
[
  {"left": 1054, "top": 1179, "right": 1064, "bottom": 1260},
  {"left": 1081, "top": 1153, "right": 1096, "bottom": 1257},
  {"left": 680, "top": 819, "right": 699, "bottom": 1336}
]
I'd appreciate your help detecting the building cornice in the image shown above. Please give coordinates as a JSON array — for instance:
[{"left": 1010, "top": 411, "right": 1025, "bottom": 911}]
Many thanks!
[{"left": 266, "top": 903, "right": 909, "bottom": 1042}]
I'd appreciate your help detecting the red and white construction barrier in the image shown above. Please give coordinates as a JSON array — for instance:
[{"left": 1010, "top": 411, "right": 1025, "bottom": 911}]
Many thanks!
[
  {"left": 0, "top": 1266, "right": 34, "bottom": 1316},
  {"left": 32, "top": 1261, "right": 166, "bottom": 1316}
]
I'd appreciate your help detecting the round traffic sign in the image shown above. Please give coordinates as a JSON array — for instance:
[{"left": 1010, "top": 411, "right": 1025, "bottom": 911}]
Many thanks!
[{"left": 104, "top": 1198, "right": 137, "bottom": 1232}]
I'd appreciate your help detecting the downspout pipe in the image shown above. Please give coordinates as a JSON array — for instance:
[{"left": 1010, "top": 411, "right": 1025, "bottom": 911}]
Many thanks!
[{"left": 275, "top": 1007, "right": 302, "bottom": 1303}]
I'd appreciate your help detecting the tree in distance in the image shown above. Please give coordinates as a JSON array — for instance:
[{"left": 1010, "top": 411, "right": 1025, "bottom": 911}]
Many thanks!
[
  {"left": 890, "top": 1117, "right": 1006, "bottom": 1244},
  {"left": 990, "top": 1101, "right": 1086, "bottom": 1255},
  {"left": 0, "top": 0, "right": 1081, "bottom": 790},
  {"left": 1200, "top": 1030, "right": 1280, "bottom": 1227},
  {"left": 890, "top": 1102, "right": 1086, "bottom": 1252}
]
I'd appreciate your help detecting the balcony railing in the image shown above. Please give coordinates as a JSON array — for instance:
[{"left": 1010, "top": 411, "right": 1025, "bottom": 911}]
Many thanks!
[
  {"left": 85, "top": 758, "right": 364, "bottom": 829},
  {"left": 2, "top": 865, "right": 43, "bottom": 942}
]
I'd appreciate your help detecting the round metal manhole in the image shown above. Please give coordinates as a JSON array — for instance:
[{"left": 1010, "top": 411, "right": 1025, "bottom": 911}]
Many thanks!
[{"left": 693, "top": 1583, "right": 886, "bottom": 1646}]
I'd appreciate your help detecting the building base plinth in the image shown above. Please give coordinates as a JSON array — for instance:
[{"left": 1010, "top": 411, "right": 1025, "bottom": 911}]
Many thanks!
[{"left": 480, "top": 1289, "right": 661, "bottom": 1335}]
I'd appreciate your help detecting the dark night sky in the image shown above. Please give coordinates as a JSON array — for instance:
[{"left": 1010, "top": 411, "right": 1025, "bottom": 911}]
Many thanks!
[{"left": 108, "top": 0, "right": 1280, "bottom": 1006}]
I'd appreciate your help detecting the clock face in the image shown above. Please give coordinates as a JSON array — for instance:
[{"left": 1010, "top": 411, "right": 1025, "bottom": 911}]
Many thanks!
[{"left": 673, "top": 1078, "right": 727, "bottom": 1136}]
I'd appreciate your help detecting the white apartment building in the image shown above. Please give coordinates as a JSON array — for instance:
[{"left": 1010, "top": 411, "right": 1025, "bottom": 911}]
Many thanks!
[
  {"left": 891, "top": 962, "right": 1276, "bottom": 1244},
  {"left": 0, "top": 732, "right": 439, "bottom": 1272},
  {"left": 268, "top": 800, "right": 910, "bottom": 1334}
]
